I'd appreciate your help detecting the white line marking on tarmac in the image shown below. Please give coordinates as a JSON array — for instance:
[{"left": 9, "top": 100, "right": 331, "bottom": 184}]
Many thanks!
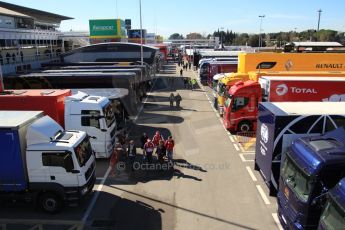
[
  {"left": 82, "top": 167, "right": 111, "bottom": 223},
  {"left": 229, "top": 135, "right": 235, "bottom": 143},
  {"left": 272, "top": 213, "right": 284, "bottom": 230},
  {"left": 239, "top": 154, "right": 246, "bottom": 162},
  {"left": 239, "top": 154, "right": 254, "bottom": 162},
  {"left": 234, "top": 144, "right": 240, "bottom": 151},
  {"left": 246, "top": 166, "right": 257, "bottom": 182},
  {"left": 256, "top": 185, "right": 271, "bottom": 205}
]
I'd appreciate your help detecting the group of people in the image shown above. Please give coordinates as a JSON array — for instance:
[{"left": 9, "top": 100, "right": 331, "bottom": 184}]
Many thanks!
[
  {"left": 169, "top": 93, "right": 182, "bottom": 109},
  {"left": 109, "top": 131, "right": 175, "bottom": 176},
  {"left": 178, "top": 60, "right": 192, "bottom": 71},
  {"left": 141, "top": 131, "right": 175, "bottom": 165}
]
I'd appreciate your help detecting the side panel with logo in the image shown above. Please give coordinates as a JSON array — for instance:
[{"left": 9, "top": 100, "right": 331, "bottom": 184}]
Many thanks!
[
  {"left": 255, "top": 104, "right": 275, "bottom": 184},
  {"left": 269, "top": 79, "right": 345, "bottom": 102}
]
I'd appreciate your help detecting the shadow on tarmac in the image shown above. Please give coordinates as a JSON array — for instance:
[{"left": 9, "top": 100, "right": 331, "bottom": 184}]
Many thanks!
[
  {"left": 87, "top": 191, "right": 163, "bottom": 230},
  {"left": 107, "top": 186, "right": 257, "bottom": 230}
]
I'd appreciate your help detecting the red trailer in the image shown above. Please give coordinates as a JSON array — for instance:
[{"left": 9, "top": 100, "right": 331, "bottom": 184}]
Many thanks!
[
  {"left": 0, "top": 89, "right": 71, "bottom": 126},
  {"left": 199, "top": 61, "right": 238, "bottom": 86},
  {"left": 152, "top": 44, "right": 168, "bottom": 62},
  {"left": 223, "top": 76, "right": 345, "bottom": 132}
]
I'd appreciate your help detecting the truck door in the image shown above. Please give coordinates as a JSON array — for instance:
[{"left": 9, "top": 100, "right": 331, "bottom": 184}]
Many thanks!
[
  {"left": 42, "top": 152, "right": 79, "bottom": 187},
  {"left": 80, "top": 110, "right": 105, "bottom": 155}
]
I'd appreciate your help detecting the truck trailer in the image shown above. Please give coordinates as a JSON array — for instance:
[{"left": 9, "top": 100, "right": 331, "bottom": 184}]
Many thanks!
[
  {"left": 3, "top": 72, "right": 139, "bottom": 115},
  {"left": 255, "top": 102, "right": 345, "bottom": 196},
  {"left": 0, "top": 111, "right": 96, "bottom": 213},
  {"left": 215, "top": 51, "right": 345, "bottom": 113},
  {"left": 199, "top": 61, "right": 238, "bottom": 86},
  {"left": 223, "top": 76, "right": 345, "bottom": 132}
]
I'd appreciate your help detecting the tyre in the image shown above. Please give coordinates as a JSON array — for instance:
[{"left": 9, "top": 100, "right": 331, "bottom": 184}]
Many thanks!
[
  {"left": 238, "top": 121, "right": 252, "bottom": 132},
  {"left": 39, "top": 193, "right": 62, "bottom": 214}
]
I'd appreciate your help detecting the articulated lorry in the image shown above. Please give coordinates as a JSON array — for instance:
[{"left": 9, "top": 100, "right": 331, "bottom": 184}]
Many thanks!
[
  {"left": 0, "top": 89, "right": 116, "bottom": 158},
  {"left": 215, "top": 52, "right": 345, "bottom": 115},
  {"left": 223, "top": 75, "right": 345, "bottom": 132},
  {"left": 255, "top": 102, "right": 345, "bottom": 196},
  {"left": 278, "top": 127, "right": 345, "bottom": 229},
  {"left": 0, "top": 111, "right": 96, "bottom": 213},
  {"left": 318, "top": 177, "right": 345, "bottom": 229}
]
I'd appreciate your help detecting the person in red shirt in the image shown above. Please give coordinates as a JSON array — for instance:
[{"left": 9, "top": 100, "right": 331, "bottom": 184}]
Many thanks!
[
  {"left": 165, "top": 136, "right": 175, "bottom": 165},
  {"left": 109, "top": 143, "right": 122, "bottom": 176},
  {"left": 152, "top": 131, "right": 164, "bottom": 147},
  {"left": 143, "top": 138, "right": 155, "bottom": 164}
]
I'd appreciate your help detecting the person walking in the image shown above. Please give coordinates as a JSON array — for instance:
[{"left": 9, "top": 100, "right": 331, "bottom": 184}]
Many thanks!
[
  {"left": 109, "top": 143, "right": 123, "bottom": 176},
  {"left": 180, "top": 68, "right": 183, "bottom": 77},
  {"left": 188, "top": 62, "right": 191, "bottom": 70},
  {"left": 191, "top": 78, "right": 197, "bottom": 91},
  {"left": 169, "top": 93, "right": 175, "bottom": 108},
  {"left": 155, "top": 140, "right": 166, "bottom": 164},
  {"left": 152, "top": 131, "right": 164, "bottom": 147},
  {"left": 183, "top": 77, "right": 188, "bottom": 89},
  {"left": 165, "top": 136, "right": 175, "bottom": 166},
  {"left": 143, "top": 139, "right": 154, "bottom": 164},
  {"left": 140, "top": 133, "right": 148, "bottom": 149},
  {"left": 175, "top": 93, "right": 182, "bottom": 109},
  {"left": 127, "top": 140, "right": 137, "bottom": 171}
]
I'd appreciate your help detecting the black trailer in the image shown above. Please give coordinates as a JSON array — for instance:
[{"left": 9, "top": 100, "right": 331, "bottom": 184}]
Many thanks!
[{"left": 59, "top": 43, "right": 161, "bottom": 73}]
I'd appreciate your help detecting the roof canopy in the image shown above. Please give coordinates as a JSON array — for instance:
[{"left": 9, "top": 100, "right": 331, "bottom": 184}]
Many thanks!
[{"left": 0, "top": 1, "right": 73, "bottom": 24}]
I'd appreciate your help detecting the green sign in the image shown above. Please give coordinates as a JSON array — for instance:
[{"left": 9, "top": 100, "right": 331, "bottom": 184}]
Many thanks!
[{"left": 89, "top": 19, "right": 125, "bottom": 38}]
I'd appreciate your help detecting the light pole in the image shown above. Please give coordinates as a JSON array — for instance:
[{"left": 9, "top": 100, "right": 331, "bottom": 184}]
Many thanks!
[
  {"left": 258, "top": 15, "right": 265, "bottom": 51},
  {"left": 317, "top": 9, "right": 322, "bottom": 41},
  {"left": 139, "top": 0, "right": 143, "bottom": 65},
  {"left": 220, "top": 27, "right": 224, "bottom": 49}
]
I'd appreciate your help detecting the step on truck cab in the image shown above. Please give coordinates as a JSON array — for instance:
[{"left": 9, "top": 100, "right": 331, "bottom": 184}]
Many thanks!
[
  {"left": 0, "top": 90, "right": 117, "bottom": 158},
  {"left": 255, "top": 102, "right": 345, "bottom": 196},
  {"left": 318, "top": 178, "right": 345, "bottom": 229},
  {"left": 278, "top": 127, "right": 345, "bottom": 229},
  {"left": 0, "top": 111, "right": 96, "bottom": 213}
]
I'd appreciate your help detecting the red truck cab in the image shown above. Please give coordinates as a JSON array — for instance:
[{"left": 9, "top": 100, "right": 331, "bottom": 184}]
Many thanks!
[{"left": 223, "top": 81, "right": 261, "bottom": 132}]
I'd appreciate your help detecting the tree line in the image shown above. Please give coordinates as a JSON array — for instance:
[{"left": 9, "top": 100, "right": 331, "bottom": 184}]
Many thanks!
[{"left": 169, "top": 29, "right": 345, "bottom": 47}]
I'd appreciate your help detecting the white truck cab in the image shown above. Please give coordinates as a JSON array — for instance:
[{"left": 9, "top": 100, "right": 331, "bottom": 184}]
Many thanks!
[
  {"left": 0, "top": 111, "right": 95, "bottom": 213},
  {"left": 64, "top": 91, "right": 117, "bottom": 158}
]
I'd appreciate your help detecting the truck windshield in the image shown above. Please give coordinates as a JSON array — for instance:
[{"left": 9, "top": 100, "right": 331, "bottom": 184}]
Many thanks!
[
  {"left": 103, "top": 103, "right": 115, "bottom": 128},
  {"left": 74, "top": 136, "right": 93, "bottom": 167},
  {"left": 281, "top": 155, "right": 314, "bottom": 203},
  {"left": 319, "top": 198, "right": 345, "bottom": 229}
]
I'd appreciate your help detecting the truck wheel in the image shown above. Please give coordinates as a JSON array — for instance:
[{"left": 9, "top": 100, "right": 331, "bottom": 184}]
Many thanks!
[
  {"left": 39, "top": 193, "right": 62, "bottom": 214},
  {"left": 238, "top": 121, "right": 251, "bottom": 132}
]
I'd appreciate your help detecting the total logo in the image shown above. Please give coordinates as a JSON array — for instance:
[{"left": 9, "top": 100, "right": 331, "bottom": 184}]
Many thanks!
[
  {"left": 276, "top": 84, "right": 318, "bottom": 96},
  {"left": 276, "top": 84, "right": 288, "bottom": 96},
  {"left": 261, "top": 123, "right": 269, "bottom": 144}
]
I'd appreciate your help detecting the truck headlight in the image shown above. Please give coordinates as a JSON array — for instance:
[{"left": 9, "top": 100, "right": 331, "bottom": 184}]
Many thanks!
[{"left": 81, "top": 187, "right": 88, "bottom": 195}]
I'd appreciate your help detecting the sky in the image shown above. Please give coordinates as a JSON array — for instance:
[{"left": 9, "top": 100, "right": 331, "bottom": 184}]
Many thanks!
[{"left": 5, "top": 0, "right": 345, "bottom": 38}]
